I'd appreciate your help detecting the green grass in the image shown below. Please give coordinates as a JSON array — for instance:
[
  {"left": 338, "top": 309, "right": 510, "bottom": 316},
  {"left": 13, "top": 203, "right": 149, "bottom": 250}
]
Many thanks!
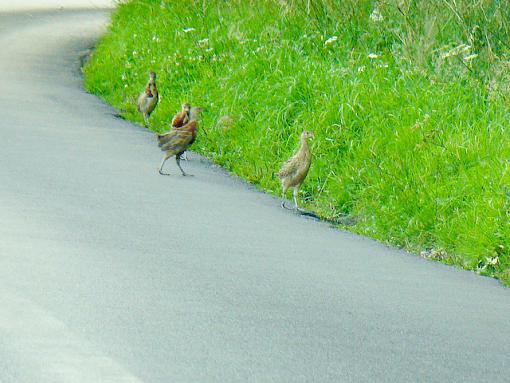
[{"left": 84, "top": 0, "right": 510, "bottom": 286}]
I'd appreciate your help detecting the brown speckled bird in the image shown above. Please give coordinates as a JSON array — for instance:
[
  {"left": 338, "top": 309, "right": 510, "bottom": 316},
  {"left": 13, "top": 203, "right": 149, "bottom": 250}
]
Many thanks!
[
  {"left": 171, "top": 103, "right": 191, "bottom": 160},
  {"left": 137, "top": 71, "right": 158, "bottom": 122},
  {"left": 171, "top": 103, "right": 191, "bottom": 128},
  {"left": 157, "top": 107, "right": 204, "bottom": 176},
  {"left": 276, "top": 130, "right": 314, "bottom": 210}
]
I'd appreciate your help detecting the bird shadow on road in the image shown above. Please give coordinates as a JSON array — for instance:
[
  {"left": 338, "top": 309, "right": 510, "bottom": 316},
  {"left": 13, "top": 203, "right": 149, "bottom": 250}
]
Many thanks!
[{"left": 296, "top": 209, "right": 357, "bottom": 227}]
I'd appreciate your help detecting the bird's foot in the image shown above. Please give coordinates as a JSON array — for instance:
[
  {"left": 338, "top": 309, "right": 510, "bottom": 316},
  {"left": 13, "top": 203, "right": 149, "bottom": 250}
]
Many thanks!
[{"left": 158, "top": 169, "right": 171, "bottom": 176}]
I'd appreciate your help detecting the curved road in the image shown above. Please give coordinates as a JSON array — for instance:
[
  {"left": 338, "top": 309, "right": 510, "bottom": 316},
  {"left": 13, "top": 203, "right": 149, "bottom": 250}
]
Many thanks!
[{"left": 1, "top": 5, "right": 509, "bottom": 383}]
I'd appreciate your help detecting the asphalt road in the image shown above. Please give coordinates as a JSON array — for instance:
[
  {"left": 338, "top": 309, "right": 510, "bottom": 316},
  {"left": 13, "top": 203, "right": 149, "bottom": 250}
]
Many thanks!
[{"left": 0, "top": 6, "right": 509, "bottom": 383}]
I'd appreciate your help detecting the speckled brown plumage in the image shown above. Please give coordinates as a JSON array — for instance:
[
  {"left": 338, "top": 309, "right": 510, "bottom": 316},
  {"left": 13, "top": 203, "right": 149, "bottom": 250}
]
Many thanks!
[
  {"left": 157, "top": 107, "right": 203, "bottom": 176},
  {"left": 137, "top": 71, "right": 158, "bottom": 122},
  {"left": 171, "top": 103, "right": 191, "bottom": 128},
  {"left": 276, "top": 131, "right": 314, "bottom": 210}
]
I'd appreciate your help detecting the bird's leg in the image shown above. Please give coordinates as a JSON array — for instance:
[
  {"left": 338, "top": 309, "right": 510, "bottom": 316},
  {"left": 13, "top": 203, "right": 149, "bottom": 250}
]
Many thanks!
[
  {"left": 293, "top": 187, "right": 300, "bottom": 211},
  {"left": 159, "top": 154, "right": 172, "bottom": 175},
  {"left": 281, "top": 186, "right": 288, "bottom": 209},
  {"left": 176, "top": 155, "right": 192, "bottom": 176}
]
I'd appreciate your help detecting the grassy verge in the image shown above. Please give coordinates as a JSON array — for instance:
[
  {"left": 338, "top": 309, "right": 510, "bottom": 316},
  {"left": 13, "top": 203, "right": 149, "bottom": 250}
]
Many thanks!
[{"left": 84, "top": 0, "right": 510, "bottom": 285}]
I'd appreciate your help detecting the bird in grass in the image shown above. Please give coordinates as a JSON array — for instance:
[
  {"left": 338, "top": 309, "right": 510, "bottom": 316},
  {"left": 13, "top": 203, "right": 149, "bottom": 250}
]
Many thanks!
[
  {"left": 276, "top": 130, "right": 314, "bottom": 210},
  {"left": 137, "top": 71, "right": 158, "bottom": 122},
  {"left": 157, "top": 107, "right": 204, "bottom": 176}
]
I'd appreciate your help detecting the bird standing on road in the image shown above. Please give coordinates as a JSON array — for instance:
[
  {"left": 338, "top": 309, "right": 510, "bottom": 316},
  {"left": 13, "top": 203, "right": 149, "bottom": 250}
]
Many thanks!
[
  {"left": 137, "top": 71, "right": 158, "bottom": 123},
  {"left": 276, "top": 130, "right": 314, "bottom": 210},
  {"left": 157, "top": 107, "right": 204, "bottom": 176}
]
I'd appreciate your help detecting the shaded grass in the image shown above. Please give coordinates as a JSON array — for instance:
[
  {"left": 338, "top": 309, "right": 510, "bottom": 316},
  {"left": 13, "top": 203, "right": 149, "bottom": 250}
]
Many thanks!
[{"left": 84, "top": 0, "right": 510, "bottom": 285}]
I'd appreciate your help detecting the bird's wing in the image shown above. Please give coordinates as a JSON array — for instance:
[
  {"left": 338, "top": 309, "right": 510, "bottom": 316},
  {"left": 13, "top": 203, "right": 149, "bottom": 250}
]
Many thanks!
[
  {"left": 137, "top": 93, "right": 146, "bottom": 112},
  {"left": 145, "top": 96, "right": 158, "bottom": 115},
  {"left": 181, "top": 120, "right": 197, "bottom": 132},
  {"left": 276, "top": 155, "right": 299, "bottom": 179},
  {"left": 157, "top": 129, "right": 193, "bottom": 154}
]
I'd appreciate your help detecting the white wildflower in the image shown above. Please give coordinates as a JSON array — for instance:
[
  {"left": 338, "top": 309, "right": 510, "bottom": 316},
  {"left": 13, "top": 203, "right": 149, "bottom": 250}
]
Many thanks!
[
  {"left": 368, "top": 53, "right": 380, "bottom": 59},
  {"left": 324, "top": 36, "right": 338, "bottom": 46},
  {"left": 369, "top": 6, "right": 383, "bottom": 22},
  {"left": 124, "top": 84, "right": 128, "bottom": 88},
  {"left": 197, "top": 38, "right": 209, "bottom": 48},
  {"left": 152, "top": 35, "right": 160, "bottom": 42},
  {"left": 357, "top": 65, "right": 366, "bottom": 73},
  {"left": 132, "top": 50, "right": 137, "bottom": 56},
  {"left": 183, "top": 27, "right": 196, "bottom": 33}
]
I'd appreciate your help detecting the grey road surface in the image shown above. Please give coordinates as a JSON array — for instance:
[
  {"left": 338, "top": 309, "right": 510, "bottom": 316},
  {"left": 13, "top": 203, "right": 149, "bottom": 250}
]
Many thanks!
[{"left": 0, "top": 7, "right": 509, "bottom": 383}]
